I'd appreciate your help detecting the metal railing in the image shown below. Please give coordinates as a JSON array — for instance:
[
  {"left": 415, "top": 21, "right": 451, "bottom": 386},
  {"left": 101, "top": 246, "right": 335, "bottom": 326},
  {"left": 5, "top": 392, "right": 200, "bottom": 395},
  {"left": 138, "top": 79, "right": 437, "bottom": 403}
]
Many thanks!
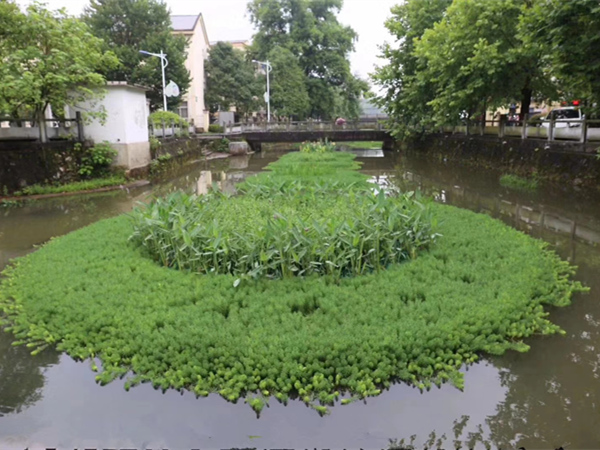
[
  {"left": 440, "top": 115, "right": 600, "bottom": 143},
  {"left": 221, "top": 118, "right": 389, "bottom": 135}
]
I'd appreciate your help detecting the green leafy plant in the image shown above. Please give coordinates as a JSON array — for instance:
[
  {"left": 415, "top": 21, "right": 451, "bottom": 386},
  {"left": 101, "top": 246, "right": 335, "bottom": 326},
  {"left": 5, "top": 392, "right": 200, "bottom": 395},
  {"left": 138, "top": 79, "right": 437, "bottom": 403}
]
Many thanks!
[
  {"left": 499, "top": 174, "right": 539, "bottom": 191},
  {"left": 149, "top": 111, "right": 189, "bottom": 128},
  {"left": 15, "top": 176, "right": 126, "bottom": 196},
  {"left": 300, "top": 140, "right": 336, "bottom": 154},
  {"left": 208, "top": 138, "right": 230, "bottom": 153},
  {"left": 77, "top": 141, "right": 118, "bottom": 178},
  {"left": 208, "top": 124, "right": 224, "bottom": 133}
]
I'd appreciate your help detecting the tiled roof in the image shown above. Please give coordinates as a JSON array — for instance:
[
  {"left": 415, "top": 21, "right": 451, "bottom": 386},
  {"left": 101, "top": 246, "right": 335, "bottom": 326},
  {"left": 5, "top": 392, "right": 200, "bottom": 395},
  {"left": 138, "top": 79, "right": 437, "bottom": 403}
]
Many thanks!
[{"left": 171, "top": 14, "right": 200, "bottom": 31}]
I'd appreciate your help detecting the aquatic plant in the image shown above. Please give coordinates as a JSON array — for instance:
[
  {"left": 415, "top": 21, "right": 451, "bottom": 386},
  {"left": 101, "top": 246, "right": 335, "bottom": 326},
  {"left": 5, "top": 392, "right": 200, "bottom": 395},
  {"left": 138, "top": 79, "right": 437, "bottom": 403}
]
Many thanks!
[
  {"left": 15, "top": 175, "right": 126, "bottom": 196},
  {"left": 499, "top": 174, "right": 539, "bottom": 191},
  {"left": 0, "top": 143, "right": 586, "bottom": 416},
  {"left": 0, "top": 204, "right": 585, "bottom": 415},
  {"left": 300, "top": 140, "right": 336, "bottom": 153},
  {"left": 130, "top": 189, "right": 437, "bottom": 280}
]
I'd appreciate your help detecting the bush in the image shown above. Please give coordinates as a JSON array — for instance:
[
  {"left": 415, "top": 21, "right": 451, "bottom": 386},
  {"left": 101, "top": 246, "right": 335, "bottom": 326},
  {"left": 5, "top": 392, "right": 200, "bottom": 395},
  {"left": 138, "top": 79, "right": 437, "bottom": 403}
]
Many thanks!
[
  {"left": 208, "top": 124, "right": 224, "bottom": 133},
  {"left": 149, "top": 111, "right": 189, "bottom": 128},
  {"left": 208, "top": 137, "right": 230, "bottom": 153},
  {"left": 77, "top": 141, "right": 117, "bottom": 178}
]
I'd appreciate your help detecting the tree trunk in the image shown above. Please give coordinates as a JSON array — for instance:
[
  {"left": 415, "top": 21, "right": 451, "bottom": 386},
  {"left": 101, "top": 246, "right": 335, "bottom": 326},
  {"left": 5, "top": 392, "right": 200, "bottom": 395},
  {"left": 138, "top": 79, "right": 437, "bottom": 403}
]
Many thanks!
[
  {"left": 520, "top": 85, "right": 532, "bottom": 122},
  {"left": 37, "top": 110, "right": 48, "bottom": 143}
]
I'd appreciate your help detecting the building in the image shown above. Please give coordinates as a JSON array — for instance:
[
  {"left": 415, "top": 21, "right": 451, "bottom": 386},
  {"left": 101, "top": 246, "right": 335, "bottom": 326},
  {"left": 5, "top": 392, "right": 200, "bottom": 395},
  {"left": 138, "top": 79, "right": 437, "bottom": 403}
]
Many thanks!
[
  {"left": 210, "top": 39, "right": 251, "bottom": 52},
  {"left": 171, "top": 14, "right": 210, "bottom": 131}
]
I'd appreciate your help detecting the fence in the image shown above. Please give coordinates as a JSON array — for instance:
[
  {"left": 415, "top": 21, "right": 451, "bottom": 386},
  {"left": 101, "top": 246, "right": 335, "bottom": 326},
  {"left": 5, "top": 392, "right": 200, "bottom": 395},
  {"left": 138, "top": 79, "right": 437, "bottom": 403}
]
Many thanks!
[
  {"left": 0, "top": 112, "right": 84, "bottom": 142},
  {"left": 441, "top": 115, "right": 600, "bottom": 143},
  {"left": 149, "top": 118, "right": 198, "bottom": 139},
  {"left": 222, "top": 118, "right": 389, "bottom": 135}
]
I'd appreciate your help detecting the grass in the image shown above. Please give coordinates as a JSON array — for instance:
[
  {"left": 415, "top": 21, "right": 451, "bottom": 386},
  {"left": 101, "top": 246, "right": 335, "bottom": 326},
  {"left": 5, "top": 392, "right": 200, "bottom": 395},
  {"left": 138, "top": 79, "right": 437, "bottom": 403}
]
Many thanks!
[
  {"left": 13, "top": 175, "right": 127, "bottom": 196},
  {"left": 342, "top": 141, "right": 383, "bottom": 150},
  {"left": 499, "top": 174, "right": 539, "bottom": 191},
  {"left": 0, "top": 144, "right": 586, "bottom": 416}
]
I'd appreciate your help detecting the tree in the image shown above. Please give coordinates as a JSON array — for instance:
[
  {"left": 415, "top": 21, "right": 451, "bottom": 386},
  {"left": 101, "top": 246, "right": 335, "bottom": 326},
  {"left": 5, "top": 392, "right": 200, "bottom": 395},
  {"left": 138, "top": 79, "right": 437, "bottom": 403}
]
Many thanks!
[
  {"left": 204, "top": 42, "right": 261, "bottom": 118},
  {"left": 413, "top": 0, "right": 554, "bottom": 124},
  {"left": 267, "top": 47, "right": 310, "bottom": 119},
  {"left": 372, "top": 0, "right": 452, "bottom": 136},
  {"left": 247, "top": 0, "right": 368, "bottom": 119},
  {"left": 0, "top": 2, "right": 119, "bottom": 141},
  {"left": 525, "top": 0, "right": 600, "bottom": 115},
  {"left": 83, "top": 0, "right": 191, "bottom": 111}
]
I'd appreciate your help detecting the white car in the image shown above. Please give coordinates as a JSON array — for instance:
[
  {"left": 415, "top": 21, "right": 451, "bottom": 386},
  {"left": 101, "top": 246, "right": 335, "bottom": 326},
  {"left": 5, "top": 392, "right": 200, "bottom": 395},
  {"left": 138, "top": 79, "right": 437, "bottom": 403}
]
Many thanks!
[{"left": 541, "top": 107, "right": 584, "bottom": 128}]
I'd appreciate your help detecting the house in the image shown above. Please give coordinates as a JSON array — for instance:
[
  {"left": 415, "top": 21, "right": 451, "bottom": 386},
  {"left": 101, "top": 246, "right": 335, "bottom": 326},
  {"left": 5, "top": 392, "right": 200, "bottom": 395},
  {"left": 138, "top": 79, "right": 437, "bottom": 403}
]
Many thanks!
[
  {"left": 210, "top": 39, "right": 251, "bottom": 52},
  {"left": 171, "top": 14, "right": 210, "bottom": 131}
]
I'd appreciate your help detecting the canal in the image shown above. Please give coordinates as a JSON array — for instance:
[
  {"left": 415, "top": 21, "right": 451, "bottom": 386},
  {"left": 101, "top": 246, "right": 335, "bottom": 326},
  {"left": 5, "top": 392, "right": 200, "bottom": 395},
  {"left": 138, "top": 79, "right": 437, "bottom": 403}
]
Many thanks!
[{"left": 0, "top": 148, "right": 598, "bottom": 449}]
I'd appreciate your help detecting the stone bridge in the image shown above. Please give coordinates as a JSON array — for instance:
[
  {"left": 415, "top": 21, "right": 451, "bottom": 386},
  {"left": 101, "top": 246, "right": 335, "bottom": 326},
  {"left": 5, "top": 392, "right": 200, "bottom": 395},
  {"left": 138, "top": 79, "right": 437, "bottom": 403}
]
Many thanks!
[{"left": 223, "top": 120, "right": 394, "bottom": 152}]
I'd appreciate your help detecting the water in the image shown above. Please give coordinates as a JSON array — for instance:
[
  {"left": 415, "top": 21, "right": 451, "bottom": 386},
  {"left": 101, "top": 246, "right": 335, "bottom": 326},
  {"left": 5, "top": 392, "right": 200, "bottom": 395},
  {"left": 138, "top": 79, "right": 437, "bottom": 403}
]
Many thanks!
[{"left": 1, "top": 149, "right": 599, "bottom": 448}]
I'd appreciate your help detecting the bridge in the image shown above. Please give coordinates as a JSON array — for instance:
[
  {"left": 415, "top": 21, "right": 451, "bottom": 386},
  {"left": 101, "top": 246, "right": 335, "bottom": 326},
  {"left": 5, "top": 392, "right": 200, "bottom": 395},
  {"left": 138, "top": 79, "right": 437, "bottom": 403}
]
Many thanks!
[{"left": 222, "top": 119, "right": 394, "bottom": 152}]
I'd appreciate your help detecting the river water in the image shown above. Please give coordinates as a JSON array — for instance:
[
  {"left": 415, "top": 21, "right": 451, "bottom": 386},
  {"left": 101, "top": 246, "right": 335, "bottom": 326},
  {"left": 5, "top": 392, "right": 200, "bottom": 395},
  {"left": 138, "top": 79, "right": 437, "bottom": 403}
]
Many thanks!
[{"left": 0, "top": 149, "right": 599, "bottom": 449}]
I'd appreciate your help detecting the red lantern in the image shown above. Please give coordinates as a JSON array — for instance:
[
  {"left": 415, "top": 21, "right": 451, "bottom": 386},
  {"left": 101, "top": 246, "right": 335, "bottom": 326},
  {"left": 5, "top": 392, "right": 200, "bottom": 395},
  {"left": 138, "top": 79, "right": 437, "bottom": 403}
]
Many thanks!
[{"left": 573, "top": 100, "right": 580, "bottom": 106}]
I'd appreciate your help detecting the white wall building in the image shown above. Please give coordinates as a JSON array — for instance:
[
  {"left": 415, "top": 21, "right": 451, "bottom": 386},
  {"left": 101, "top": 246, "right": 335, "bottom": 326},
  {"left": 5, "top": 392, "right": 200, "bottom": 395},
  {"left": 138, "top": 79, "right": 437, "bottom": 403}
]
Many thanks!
[
  {"left": 171, "top": 14, "right": 210, "bottom": 132},
  {"left": 70, "top": 82, "right": 151, "bottom": 170}
]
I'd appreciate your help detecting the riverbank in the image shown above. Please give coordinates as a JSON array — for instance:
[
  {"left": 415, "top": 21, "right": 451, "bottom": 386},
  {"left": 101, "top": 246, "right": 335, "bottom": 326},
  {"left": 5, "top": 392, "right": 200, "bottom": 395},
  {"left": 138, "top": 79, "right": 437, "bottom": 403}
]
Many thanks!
[{"left": 403, "top": 133, "right": 600, "bottom": 191}]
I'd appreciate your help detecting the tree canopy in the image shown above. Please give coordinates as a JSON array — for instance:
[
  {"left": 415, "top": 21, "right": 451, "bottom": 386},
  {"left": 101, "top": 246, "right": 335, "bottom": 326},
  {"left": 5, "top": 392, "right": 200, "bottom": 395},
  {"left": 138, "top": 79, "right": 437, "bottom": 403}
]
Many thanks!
[
  {"left": 248, "top": 0, "right": 368, "bottom": 119},
  {"left": 374, "top": 0, "right": 600, "bottom": 135},
  {"left": 204, "top": 42, "right": 261, "bottom": 117},
  {"left": 83, "top": 0, "right": 191, "bottom": 111},
  {"left": 267, "top": 47, "right": 310, "bottom": 119},
  {"left": 0, "top": 1, "right": 118, "bottom": 138}
]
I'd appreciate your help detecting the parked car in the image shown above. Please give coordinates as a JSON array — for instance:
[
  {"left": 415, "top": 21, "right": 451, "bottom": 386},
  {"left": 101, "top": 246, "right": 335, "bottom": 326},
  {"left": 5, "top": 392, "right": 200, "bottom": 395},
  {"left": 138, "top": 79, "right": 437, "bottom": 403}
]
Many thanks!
[{"left": 541, "top": 107, "right": 584, "bottom": 128}]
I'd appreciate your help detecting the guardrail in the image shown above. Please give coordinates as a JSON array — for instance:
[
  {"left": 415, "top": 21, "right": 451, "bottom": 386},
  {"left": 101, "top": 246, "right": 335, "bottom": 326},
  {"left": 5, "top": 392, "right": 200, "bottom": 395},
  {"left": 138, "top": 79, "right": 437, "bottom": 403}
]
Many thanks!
[
  {"left": 440, "top": 116, "right": 600, "bottom": 143},
  {"left": 0, "top": 112, "right": 84, "bottom": 141},
  {"left": 222, "top": 119, "right": 389, "bottom": 135}
]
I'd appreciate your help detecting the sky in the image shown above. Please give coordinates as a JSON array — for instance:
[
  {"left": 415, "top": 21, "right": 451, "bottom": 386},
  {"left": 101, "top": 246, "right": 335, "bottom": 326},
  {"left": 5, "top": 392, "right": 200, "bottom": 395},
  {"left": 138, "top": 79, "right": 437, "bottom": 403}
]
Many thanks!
[{"left": 15, "top": 0, "right": 399, "bottom": 83}]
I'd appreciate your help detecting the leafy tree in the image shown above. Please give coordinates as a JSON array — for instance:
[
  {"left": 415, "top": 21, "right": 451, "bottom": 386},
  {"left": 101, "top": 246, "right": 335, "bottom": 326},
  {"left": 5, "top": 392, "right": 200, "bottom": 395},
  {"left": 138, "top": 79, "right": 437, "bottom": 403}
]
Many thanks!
[
  {"left": 83, "top": 0, "right": 191, "bottom": 111},
  {"left": 204, "top": 42, "right": 261, "bottom": 117},
  {"left": 247, "top": 0, "right": 367, "bottom": 119},
  {"left": 372, "top": 0, "right": 452, "bottom": 136},
  {"left": 0, "top": 2, "right": 118, "bottom": 141},
  {"left": 267, "top": 47, "right": 310, "bottom": 119},
  {"left": 524, "top": 0, "right": 600, "bottom": 115}
]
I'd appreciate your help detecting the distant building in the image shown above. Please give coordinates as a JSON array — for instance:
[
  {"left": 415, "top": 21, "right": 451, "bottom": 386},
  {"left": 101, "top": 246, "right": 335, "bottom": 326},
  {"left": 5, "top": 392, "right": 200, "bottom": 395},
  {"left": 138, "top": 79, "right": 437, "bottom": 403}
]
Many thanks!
[
  {"left": 171, "top": 14, "right": 210, "bottom": 131},
  {"left": 360, "top": 98, "right": 387, "bottom": 119},
  {"left": 210, "top": 39, "right": 251, "bottom": 52}
]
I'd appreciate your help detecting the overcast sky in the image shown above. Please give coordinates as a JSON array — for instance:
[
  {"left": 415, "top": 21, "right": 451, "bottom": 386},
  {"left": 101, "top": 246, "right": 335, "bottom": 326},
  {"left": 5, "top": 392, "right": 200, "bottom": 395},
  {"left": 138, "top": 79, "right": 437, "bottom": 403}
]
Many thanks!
[{"left": 15, "top": 0, "right": 399, "bottom": 83}]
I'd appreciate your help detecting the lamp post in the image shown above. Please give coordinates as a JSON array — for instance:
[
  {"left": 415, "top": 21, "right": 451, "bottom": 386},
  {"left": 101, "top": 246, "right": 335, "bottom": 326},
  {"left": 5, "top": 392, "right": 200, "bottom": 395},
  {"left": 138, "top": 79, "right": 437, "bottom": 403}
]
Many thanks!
[
  {"left": 252, "top": 59, "right": 272, "bottom": 122},
  {"left": 139, "top": 50, "right": 169, "bottom": 111}
]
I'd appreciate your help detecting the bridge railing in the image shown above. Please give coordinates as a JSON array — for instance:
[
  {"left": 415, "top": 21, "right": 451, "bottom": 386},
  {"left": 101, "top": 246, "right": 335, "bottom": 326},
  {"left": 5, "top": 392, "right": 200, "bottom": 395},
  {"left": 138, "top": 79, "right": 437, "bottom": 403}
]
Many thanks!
[{"left": 223, "top": 118, "right": 389, "bottom": 135}]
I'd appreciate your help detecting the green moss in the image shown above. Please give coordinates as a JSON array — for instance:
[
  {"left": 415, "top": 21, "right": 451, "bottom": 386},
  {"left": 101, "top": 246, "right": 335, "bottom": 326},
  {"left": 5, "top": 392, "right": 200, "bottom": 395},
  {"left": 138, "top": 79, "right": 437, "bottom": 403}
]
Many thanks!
[
  {"left": 14, "top": 176, "right": 127, "bottom": 196},
  {"left": 499, "top": 174, "right": 539, "bottom": 191}
]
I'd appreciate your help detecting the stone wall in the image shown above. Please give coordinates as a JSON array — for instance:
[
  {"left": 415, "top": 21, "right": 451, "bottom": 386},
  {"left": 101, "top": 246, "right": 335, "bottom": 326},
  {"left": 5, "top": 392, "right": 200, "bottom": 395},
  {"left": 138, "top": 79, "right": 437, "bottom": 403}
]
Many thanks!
[
  {"left": 0, "top": 141, "right": 82, "bottom": 193},
  {"left": 403, "top": 134, "right": 600, "bottom": 189}
]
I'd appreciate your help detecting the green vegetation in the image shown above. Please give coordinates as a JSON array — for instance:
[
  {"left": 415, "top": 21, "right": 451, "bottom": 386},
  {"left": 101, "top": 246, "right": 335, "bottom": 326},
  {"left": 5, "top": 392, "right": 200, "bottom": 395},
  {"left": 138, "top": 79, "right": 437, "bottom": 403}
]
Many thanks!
[
  {"left": 499, "top": 174, "right": 539, "bottom": 191},
  {"left": 76, "top": 141, "right": 118, "bottom": 178},
  {"left": 208, "top": 124, "right": 225, "bottom": 134},
  {"left": 14, "top": 175, "right": 126, "bottom": 196},
  {"left": 0, "top": 142, "right": 585, "bottom": 415},
  {"left": 299, "top": 140, "right": 336, "bottom": 154},
  {"left": 83, "top": 0, "right": 191, "bottom": 111},
  {"left": 0, "top": 2, "right": 118, "bottom": 141},
  {"left": 149, "top": 111, "right": 189, "bottom": 128},
  {"left": 343, "top": 141, "right": 383, "bottom": 150},
  {"left": 208, "top": 138, "right": 230, "bottom": 153}
]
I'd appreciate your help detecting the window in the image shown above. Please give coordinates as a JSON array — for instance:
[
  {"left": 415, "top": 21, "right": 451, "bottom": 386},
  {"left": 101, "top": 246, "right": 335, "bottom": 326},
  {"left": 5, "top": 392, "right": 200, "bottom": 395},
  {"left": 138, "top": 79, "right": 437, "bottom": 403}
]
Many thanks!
[{"left": 178, "top": 101, "right": 188, "bottom": 119}]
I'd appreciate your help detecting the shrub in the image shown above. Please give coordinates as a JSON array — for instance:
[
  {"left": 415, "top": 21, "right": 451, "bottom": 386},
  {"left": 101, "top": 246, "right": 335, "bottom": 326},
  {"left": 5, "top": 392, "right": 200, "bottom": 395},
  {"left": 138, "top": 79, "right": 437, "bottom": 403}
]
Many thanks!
[
  {"left": 208, "top": 138, "right": 230, "bottom": 153},
  {"left": 208, "top": 124, "right": 224, "bottom": 133},
  {"left": 77, "top": 141, "right": 117, "bottom": 178},
  {"left": 149, "top": 111, "right": 189, "bottom": 128}
]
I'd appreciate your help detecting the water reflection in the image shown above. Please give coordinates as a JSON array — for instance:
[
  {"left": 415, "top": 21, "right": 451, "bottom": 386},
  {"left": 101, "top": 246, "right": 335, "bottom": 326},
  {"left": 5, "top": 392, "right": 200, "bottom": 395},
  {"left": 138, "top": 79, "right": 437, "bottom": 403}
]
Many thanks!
[{"left": 0, "top": 331, "right": 59, "bottom": 418}]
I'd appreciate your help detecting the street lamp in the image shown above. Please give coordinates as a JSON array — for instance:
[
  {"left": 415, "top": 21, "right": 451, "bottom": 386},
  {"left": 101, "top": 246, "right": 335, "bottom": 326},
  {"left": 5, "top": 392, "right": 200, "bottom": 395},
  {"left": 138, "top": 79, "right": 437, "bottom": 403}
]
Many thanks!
[
  {"left": 252, "top": 59, "right": 272, "bottom": 122},
  {"left": 139, "top": 50, "right": 169, "bottom": 111}
]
